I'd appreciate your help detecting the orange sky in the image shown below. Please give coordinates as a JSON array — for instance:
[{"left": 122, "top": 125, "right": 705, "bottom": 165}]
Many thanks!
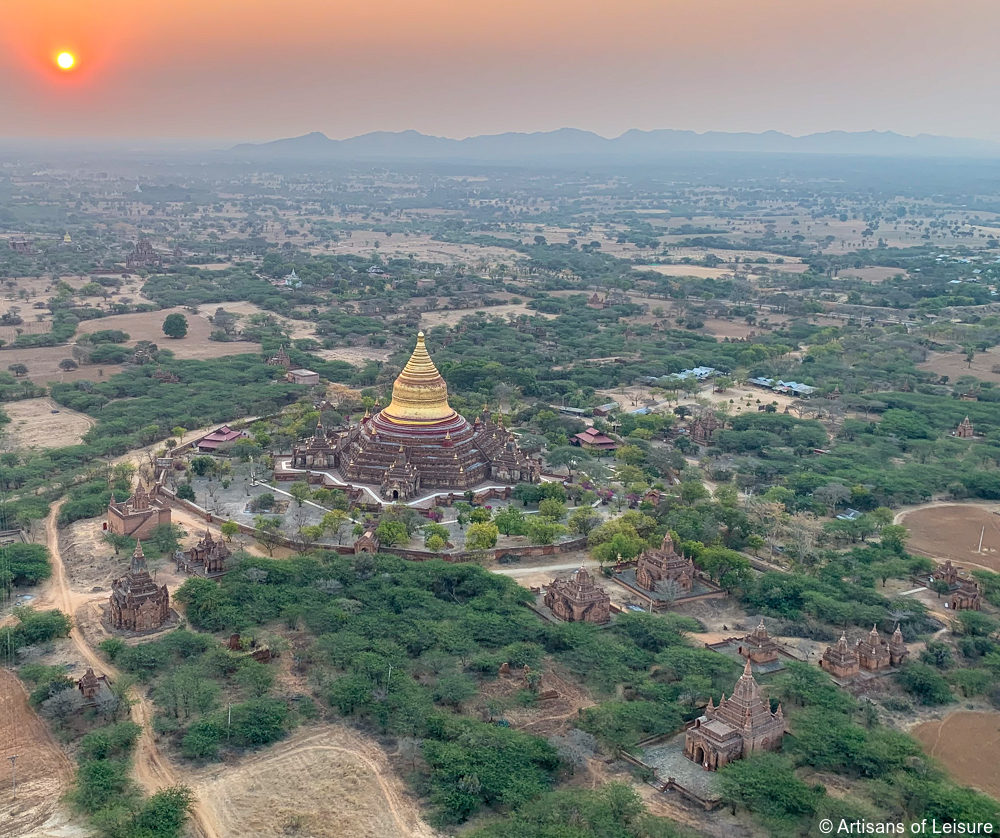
[{"left": 2, "top": 0, "right": 998, "bottom": 142}]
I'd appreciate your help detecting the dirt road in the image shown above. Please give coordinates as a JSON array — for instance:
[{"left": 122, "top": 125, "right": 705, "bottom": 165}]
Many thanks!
[
  {"left": 41, "top": 500, "right": 222, "bottom": 838},
  {"left": 493, "top": 559, "right": 599, "bottom": 578}
]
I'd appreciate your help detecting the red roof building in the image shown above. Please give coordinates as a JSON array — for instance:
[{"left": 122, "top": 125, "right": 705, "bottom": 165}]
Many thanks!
[
  {"left": 196, "top": 425, "right": 248, "bottom": 452},
  {"left": 572, "top": 427, "right": 619, "bottom": 452}
]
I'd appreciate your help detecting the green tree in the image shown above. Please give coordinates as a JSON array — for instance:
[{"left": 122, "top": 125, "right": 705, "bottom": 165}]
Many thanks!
[
  {"left": 538, "top": 498, "right": 567, "bottom": 521},
  {"left": 526, "top": 519, "right": 566, "bottom": 545},
  {"left": 220, "top": 520, "right": 239, "bottom": 542},
  {"left": 375, "top": 519, "right": 409, "bottom": 547},
  {"left": 321, "top": 509, "right": 350, "bottom": 544},
  {"left": 253, "top": 516, "right": 283, "bottom": 556},
  {"left": 568, "top": 507, "right": 600, "bottom": 536},
  {"left": 615, "top": 445, "right": 645, "bottom": 467},
  {"left": 897, "top": 663, "right": 954, "bottom": 706},
  {"left": 716, "top": 752, "right": 820, "bottom": 821},
  {"left": 162, "top": 313, "right": 189, "bottom": 339},
  {"left": 288, "top": 481, "right": 311, "bottom": 507},
  {"left": 494, "top": 506, "right": 527, "bottom": 536},
  {"left": 465, "top": 522, "right": 499, "bottom": 551},
  {"left": 423, "top": 522, "right": 451, "bottom": 547}
]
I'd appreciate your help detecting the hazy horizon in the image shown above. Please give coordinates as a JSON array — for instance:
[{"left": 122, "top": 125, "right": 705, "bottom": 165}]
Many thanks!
[{"left": 3, "top": 0, "right": 999, "bottom": 141}]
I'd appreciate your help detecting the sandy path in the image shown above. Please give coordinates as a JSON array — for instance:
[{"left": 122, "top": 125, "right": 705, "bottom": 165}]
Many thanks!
[
  {"left": 41, "top": 500, "right": 223, "bottom": 838},
  {"left": 493, "top": 559, "right": 600, "bottom": 578}
]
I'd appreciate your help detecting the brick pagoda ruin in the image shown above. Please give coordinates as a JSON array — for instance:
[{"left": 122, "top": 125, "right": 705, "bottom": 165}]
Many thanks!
[
  {"left": 289, "top": 332, "right": 540, "bottom": 500},
  {"left": 738, "top": 618, "right": 779, "bottom": 665},
  {"left": 126, "top": 239, "right": 161, "bottom": 270},
  {"left": 820, "top": 632, "right": 860, "bottom": 679},
  {"left": 820, "top": 624, "right": 907, "bottom": 679},
  {"left": 109, "top": 541, "right": 170, "bottom": 632},
  {"left": 636, "top": 534, "right": 695, "bottom": 594},
  {"left": 77, "top": 668, "right": 111, "bottom": 703},
  {"left": 684, "top": 659, "right": 785, "bottom": 771},
  {"left": 107, "top": 482, "right": 171, "bottom": 540},
  {"left": 543, "top": 567, "right": 611, "bottom": 624},
  {"left": 931, "top": 561, "right": 982, "bottom": 611},
  {"left": 956, "top": 417, "right": 975, "bottom": 438},
  {"left": 689, "top": 413, "right": 724, "bottom": 446},
  {"left": 176, "top": 529, "right": 231, "bottom": 577},
  {"left": 952, "top": 578, "right": 982, "bottom": 611}
]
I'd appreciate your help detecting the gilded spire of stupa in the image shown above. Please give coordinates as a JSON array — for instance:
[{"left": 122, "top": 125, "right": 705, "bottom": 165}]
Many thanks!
[{"left": 380, "top": 332, "right": 456, "bottom": 425}]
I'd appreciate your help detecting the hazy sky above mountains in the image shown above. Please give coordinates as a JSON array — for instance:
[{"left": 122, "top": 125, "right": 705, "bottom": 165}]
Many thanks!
[{"left": 3, "top": 0, "right": 997, "bottom": 142}]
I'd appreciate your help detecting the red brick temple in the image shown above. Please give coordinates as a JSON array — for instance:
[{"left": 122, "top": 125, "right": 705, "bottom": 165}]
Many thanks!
[
  {"left": 684, "top": 660, "right": 785, "bottom": 771},
  {"left": 738, "top": 618, "right": 779, "bottom": 665},
  {"left": 176, "top": 529, "right": 231, "bottom": 577},
  {"left": 107, "top": 482, "right": 171, "bottom": 541},
  {"left": 636, "top": 534, "right": 695, "bottom": 593},
  {"left": 543, "top": 567, "right": 611, "bottom": 624},
  {"left": 109, "top": 541, "right": 170, "bottom": 632},
  {"left": 820, "top": 632, "right": 860, "bottom": 679}
]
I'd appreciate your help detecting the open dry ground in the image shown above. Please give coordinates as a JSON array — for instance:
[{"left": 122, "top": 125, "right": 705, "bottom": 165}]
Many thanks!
[
  {"left": 898, "top": 504, "right": 1000, "bottom": 571},
  {"left": 76, "top": 307, "right": 257, "bottom": 362},
  {"left": 420, "top": 302, "right": 553, "bottom": 329},
  {"left": 0, "top": 344, "right": 123, "bottom": 385},
  {"left": 919, "top": 349, "right": 1000, "bottom": 385},
  {"left": 912, "top": 711, "right": 1000, "bottom": 799},
  {"left": 637, "top": 265, "right": 734, "bottom": 280},
  {"left": 699, "top": 318, "right": 760, "bottom": 341},
  {"left": 307, "top": 231, "right": 525, "bottom": 267},
  {"left": 4, "top": 398, "right": 94, "bottom": 449},
  {"left": 188, "top": 725, "right": 436, "bottom": 838},
  {"left": 0, "top": 671, "right": 76, "bottom": 836}
]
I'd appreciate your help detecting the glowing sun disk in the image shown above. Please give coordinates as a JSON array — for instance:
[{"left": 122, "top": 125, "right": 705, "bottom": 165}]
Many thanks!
[{"left": 56, "top": 52, "right": 75, "bottom": 70}]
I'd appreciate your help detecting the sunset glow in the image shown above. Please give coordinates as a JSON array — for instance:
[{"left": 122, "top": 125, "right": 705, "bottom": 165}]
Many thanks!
[
  {"left": 56, "top": 52, "right": 75, "bottom": 70},
  {"left": 0, "top": 0, "right": 998, "bottom": 140}
]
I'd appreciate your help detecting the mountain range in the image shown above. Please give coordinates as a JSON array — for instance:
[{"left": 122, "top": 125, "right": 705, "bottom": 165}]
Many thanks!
[{"left": 228, "top": 128, "right": 1000, "bottom": 161}]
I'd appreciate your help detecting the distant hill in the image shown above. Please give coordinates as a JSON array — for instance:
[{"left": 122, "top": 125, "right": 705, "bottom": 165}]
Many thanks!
[{"left": 228, "top": 128, "right": 1000, "bottom": 161}]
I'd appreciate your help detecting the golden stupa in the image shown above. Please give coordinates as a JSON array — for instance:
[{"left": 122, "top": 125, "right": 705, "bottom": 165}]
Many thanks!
[
  {"left": 380, "top": 332, "right": 456, "bottom": 425},
  {"left": 326, "top": 331, "right": 542, "bottom": 499}
]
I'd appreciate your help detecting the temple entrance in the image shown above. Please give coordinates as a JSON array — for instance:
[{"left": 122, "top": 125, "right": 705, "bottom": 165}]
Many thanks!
[
  {"left": 694, "top": 746, "right": 705, "bottom": 765},
  {"left": 392, "top": 490, "right": 399, "bottom": 500}
]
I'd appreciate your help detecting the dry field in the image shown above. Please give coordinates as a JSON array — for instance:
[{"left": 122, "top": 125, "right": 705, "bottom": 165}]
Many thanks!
[
  {"left": 0, "top": 344, "right": 123, "bottom": 384},
  {"left": 472, "top": 662, "right": 595, "bottom": 738},
  {"left": 836, "top": 266, "right": 906, "bottom": 283},
  {"left": 4, "top": 398, "right": 94, "bottom": 449},
  {"left": 76, "top": 307, "right": 256, "bottom": 362},
  {"left": 188, "top": 725, "right": 435, "bottom": 838},
  {"left": 314, "top": 346, "right": 393, "bottom": 365},
  {"left": 637, "top": 265, "right": 733, "bottom": 280},
  {"left": 919, "top": 349, "right": 1000, "bottom": 385},
  {"left": 420, "top": 302, "right": 552, "bottom": 329},
  {"left": 700, "top": 317, "right": 759, "bottom": 340},
  {"left": 207, "top": 301, "right": 318, "bottom": 342},
  {"left": 912, "top": 711, "right": 1000, "bottom": 799},
  {"left": 0, "top": 671, "right": 76, "bottom": 836},
  {"left": 307, "top": 231, "right": 525, "bottom": 267},
  {"left": 899, "top": 504, "right": 1000, "bottom": 571}
]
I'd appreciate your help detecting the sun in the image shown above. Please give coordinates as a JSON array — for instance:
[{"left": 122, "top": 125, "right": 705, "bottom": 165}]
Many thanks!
[{"left": 56, "top": 52, "right": 75, "bottom": 71}]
